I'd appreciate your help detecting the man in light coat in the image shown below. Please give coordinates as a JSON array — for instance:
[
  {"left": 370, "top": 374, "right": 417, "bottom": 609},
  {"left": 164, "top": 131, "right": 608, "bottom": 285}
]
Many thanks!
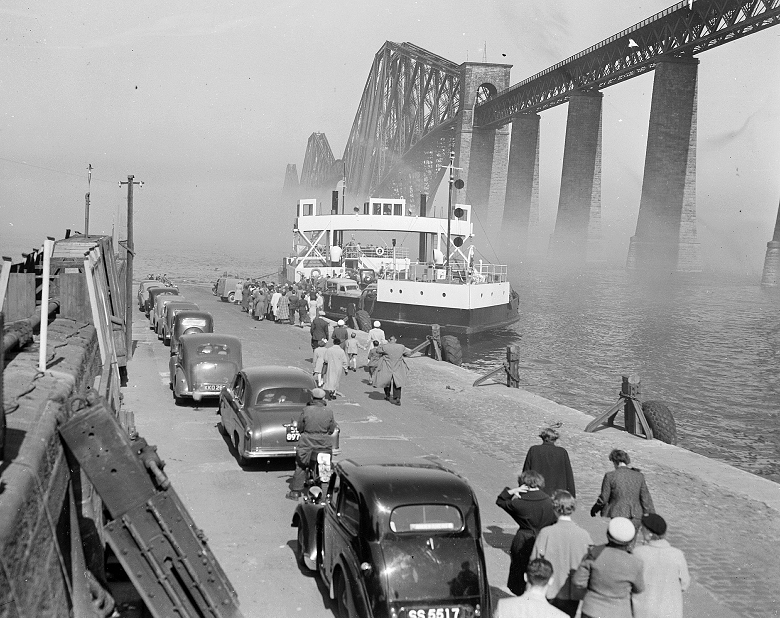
[
  {"left": 375, "top": 335, "right": 410, "bottom": 405},
  {"left": 631, "top": 514, "right": 690, "bottom": 618},
  {"left": 319, "top": 338, "right": 348, "bottom": 400}
]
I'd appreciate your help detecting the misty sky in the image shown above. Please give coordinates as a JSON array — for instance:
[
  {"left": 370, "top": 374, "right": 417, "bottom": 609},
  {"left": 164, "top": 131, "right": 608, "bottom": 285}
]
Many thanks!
[{"left": 1, "top": 1, "right": 778, "bottom": 275}]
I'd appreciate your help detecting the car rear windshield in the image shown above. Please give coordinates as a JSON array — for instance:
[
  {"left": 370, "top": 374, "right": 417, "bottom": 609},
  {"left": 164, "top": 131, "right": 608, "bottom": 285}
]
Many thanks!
[
  {"left": 390, "top": 504, "right": 463, "bottom": 533},
  {"left": 181, "top": 318, "right": 207, "bottom": 328},
  {"left": 196, "top": 344, "right": 231, "bottom": 356},
  {"left": 255, "top": 388, "right": 311, "bottom": 406}
]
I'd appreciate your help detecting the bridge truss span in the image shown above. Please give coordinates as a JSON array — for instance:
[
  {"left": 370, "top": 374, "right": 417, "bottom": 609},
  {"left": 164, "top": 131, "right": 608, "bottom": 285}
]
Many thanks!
[
  {"left": 343, "top": 42, "right": 462, "bottom": 208},
  {"left": 475, "top": 0, "right": 780, "bottom": 128}
]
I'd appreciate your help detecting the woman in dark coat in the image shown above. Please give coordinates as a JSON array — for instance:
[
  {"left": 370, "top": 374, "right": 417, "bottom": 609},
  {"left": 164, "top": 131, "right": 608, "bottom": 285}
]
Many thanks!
[
  {"left": 522, "top": 426, "right": 576, "bottom": 497},
  {"left": 496, "top": 469, "right": 557, "bottom": 595},
  {"left": 590, "top": 449, "right": 655, "bottom": 529}
]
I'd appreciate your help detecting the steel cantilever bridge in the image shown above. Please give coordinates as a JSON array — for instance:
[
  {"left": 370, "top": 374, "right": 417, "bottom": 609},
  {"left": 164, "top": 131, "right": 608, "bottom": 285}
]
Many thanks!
[{"left": 286, "top": 0, "right": 780, "bottom": 271}]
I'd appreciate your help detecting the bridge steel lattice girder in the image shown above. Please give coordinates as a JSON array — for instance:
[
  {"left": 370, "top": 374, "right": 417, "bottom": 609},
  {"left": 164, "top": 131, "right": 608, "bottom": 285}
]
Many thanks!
[
  {"left": 475, "top": 0, "right": 780, "bottom": 129},
  {"left": 374, "top": 118, "right": 458, "bottom": 208},
  {"left": 343, "top": 42, "right": 461, "bottom": 205},
  {"left": 300, "top": 132, "right": 343, "bottom": 189}
]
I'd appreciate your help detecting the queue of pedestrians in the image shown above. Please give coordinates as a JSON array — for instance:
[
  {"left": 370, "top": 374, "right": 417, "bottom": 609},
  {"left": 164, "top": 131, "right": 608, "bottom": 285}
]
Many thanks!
[{"left": 496, "top": 430, "right": 690, "bottom": 618}]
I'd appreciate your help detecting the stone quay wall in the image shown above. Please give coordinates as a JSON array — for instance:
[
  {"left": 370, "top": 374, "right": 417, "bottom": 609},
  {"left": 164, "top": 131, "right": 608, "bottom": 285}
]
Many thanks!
[{"left": 0, "top": 318, "right": 103, "bottom": 618}]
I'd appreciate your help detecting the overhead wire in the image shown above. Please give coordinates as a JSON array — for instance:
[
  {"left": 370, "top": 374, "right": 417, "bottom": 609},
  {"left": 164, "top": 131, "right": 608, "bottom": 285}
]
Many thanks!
[
  {"left": 0, "top": 155, "right": 116, "bottom": 184},
  {"left": 469, "top": 206, "right": 501, "bottom": 263}
]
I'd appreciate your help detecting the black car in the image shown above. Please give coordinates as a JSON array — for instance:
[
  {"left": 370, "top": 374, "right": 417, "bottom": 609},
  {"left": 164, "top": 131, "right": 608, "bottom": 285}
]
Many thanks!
[{"left": 292, "top": 458, "right": 490, "bottom": 618}]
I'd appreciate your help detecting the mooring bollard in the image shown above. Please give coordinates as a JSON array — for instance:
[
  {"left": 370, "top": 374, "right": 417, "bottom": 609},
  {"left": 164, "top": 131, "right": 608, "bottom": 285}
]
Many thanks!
[
  {"left": 584, "top": 375, "right": 678, "bottom": 444},
  {"left": 473, "top": 345, "right": 521, "bottom": 388},
  {"left": 408, "top": 324, "right": 443, "bottom": 361}
]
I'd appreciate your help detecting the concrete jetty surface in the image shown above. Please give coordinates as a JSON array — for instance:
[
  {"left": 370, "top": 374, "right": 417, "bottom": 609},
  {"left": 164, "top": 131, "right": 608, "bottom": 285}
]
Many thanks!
[{"left": 123, "top": 283, "right": 780, "bottom": 618}]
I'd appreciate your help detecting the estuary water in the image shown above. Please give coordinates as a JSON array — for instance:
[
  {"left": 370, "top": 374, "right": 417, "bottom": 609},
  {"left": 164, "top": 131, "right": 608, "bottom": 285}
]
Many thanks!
[
  {"left": 134, "top": 246, "right": 780, "bottom": 483},
  {"left": 463, "top": 266, "right": 780, "bottom": 483}
]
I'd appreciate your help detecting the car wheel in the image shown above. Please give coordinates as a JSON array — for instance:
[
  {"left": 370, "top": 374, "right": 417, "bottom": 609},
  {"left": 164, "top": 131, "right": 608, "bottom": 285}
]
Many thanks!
[
  {"left": 295, "top": 525, "right": 306, "bottom": 566},
  {"left": 227, "top": 291, "right": 235, "bottom": 303},
  {"left": 234, "top": 433, "right": 247, "bottom": 466},
  {"left": 335, "top": 573, "right": 358, "bottom": 618}
]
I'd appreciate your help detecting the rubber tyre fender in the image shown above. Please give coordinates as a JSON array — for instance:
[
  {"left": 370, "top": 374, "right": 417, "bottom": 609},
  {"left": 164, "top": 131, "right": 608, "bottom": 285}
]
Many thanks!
[
  {"left": 642, "top": 400, "right": 677, "bottom": 445},
  {"left": 355, "top": 310, "right": 371, "bottom": 332},
  {"left": 440, "top": 334, "right": 463, "bottom": 366},
  {"left": 375, "top": 247, "right": 384, "bottom": 256}
]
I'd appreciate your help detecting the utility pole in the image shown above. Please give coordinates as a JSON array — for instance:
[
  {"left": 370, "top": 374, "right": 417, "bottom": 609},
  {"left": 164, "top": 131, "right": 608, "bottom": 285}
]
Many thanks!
[
  {"left": 119, "top": 175, "right": 142, "bottom": 361},
  {"left": 85, "top": 164, "right": 92, "bottom": 236}
]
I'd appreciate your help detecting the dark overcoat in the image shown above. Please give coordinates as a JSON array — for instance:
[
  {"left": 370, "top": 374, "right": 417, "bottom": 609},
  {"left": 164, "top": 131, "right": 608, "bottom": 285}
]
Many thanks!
[
  {"left": 522, "top": 442, "right": 577, "bottom": 497},
  {"left": 496, "top": 487, "right": 557, "bottom": 595}
]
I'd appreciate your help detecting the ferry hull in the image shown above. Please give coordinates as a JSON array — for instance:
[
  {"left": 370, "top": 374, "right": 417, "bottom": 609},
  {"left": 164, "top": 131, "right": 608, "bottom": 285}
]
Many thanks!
[{"left": 323, "top": 294, "right": 519, "bottom": 336}]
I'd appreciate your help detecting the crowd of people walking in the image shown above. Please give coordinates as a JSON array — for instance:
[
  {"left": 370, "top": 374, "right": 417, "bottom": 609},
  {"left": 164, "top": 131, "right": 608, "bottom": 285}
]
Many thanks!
[
  {"left": 227, "top": 278, "right": 411, "bottom": 407},
  {"left": 231, "top": 278, "right": 322, "bottom": 326},
  {"left": 496, "top": 433, "right": 689, "bottom": 618}
]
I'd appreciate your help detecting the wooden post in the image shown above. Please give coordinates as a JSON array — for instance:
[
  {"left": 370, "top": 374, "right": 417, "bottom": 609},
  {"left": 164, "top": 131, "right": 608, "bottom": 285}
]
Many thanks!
[
  {"left": 507, "top": 345, "right": 520, "bottom": 388},
  {"left": 622, "top": 375, "right": 641, "bottom": 434},
  {"left": 430, "top": 324, "right": 442, "bottom": 361},
  {"left": 38, "top": 238, "right": 54, "bottom": 372}
]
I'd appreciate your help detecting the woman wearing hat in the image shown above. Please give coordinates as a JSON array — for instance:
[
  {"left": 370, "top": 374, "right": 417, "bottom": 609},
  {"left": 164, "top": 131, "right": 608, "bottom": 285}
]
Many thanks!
[
  {"left": 572, "top": 517, "right": 645, "bottom": 618},
  {"left": 632, "top": 514, "right": 690, "bottom": 618},
  {"left": 522, "top": 427, "right": 576, "bottom": 497},
  {"left": 333, "top": 320, "right": 349, "bottom": 349},
  {"left": 368, "top": 321, "right": 386, "bottom": 345}
]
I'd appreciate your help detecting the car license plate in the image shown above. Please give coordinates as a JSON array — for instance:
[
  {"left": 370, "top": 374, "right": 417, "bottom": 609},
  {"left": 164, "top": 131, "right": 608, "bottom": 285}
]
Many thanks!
[
  {"left": 286, "top": 426, "right": 300, "bottom": 441},
  {"left": 202, "top": 384, "right": 221, "bottom": 391},
  {"left": 404, "top": 608, "right": 467, "bottom": 618}
]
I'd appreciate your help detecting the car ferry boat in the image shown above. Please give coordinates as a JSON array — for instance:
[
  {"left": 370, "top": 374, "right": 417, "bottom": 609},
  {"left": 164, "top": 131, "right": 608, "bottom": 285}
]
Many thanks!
[{"left": 283, "top": 196, "right": 519, "bottom": 336}]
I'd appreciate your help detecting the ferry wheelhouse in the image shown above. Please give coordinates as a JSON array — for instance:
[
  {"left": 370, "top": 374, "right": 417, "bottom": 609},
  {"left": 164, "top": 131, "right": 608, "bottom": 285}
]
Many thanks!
[{"left": 284, "top": 197, "right": 519, "bottom": 335}]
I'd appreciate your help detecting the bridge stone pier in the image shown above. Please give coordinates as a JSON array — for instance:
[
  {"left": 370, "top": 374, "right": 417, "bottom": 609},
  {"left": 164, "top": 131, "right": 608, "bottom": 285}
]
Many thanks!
[
  {"left": 627, "top": 57, "right": 702, "bottom": 272},
  {"left": 761, "top": 200, "right": 780, "bottom": 285},
  {"left": 501, "top": 114, "right": 541, "bottom": 264},
  {"left": 549, "top": 91, "right": 604, "bottom": 264},
  {"left": 453, "top": 63, "right": 512, "bottom": 247}
]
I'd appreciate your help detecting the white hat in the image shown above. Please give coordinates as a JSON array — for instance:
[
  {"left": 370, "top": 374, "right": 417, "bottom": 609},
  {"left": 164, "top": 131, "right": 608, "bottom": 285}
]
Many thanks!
[
  {"left": 373, "top": 321, "right": 381, "bottom": 328},
  {"left": 337, "top": 319, "right": 345, "bottom": 326},
  {"left": 607, "top": 517, "right": 636, "bottom": 544}
]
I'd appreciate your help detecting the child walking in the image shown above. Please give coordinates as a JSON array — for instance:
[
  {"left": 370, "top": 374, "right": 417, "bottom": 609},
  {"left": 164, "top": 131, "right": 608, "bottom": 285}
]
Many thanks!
[
  {"left": 366, "top": 340, "right": 381, "bottom": 385},
  {"left": 346, "top": 332, "right": 360, "bottom": 372}
]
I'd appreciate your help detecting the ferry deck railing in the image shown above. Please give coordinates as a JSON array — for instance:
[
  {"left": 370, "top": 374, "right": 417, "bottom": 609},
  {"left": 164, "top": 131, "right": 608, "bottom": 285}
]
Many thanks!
[{"left": 383, "top": 261, "right": 508, "bottom": 284}]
